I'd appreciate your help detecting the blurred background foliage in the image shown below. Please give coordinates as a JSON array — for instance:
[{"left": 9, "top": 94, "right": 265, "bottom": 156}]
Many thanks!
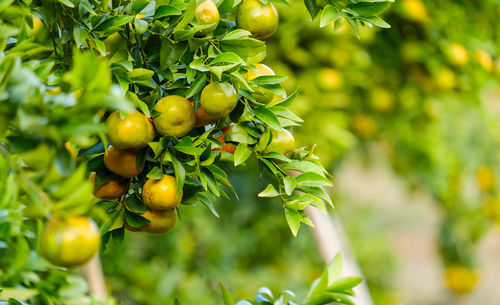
[{"left": 100, "top": 0, "right": 500, "bottom": 304}]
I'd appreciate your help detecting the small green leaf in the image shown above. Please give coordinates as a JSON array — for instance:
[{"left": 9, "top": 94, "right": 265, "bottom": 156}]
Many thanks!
[
  {"left": 234, "top": 144, "right": 252, "bottom": 166},
  {"left": 284, "top": 207, "right": 300, "bottom": 236},
  {"left": 197, "top": 192, "right": 219, "bottom": 217},
  {"left": 296, "top": 172, "right": 332, "bottom": 187},
  {"left": 258, "top": 184, "right": 279, "bottom": 197},
  {"left": 220, "top": 283, "right": 235, "bottom": 305},
  {"left": 73, "top": 27, "right": 88, "bottom": 47},
  {"left": 283, "top": 176, "right": 297, "bottom": 196},
  {"left": 253, "top": 107, "right": 281, "bottom": 130},
  {"left": 147, "top": 166, "right": 164, "bottom": 179},
  {"left": 125, "top": 194, "right": 147, "bottom": 213},
  {"left": 320, "top": 5, "right": 341, "bottom": 28},
  {"left": 186, "top": 73, "right": 207, "bottom": 98},
  {"left": 124, "top": 210, "right": 150, "bottom": 228},
  {"left": 154, "top": 5, "right": 182, "bottom": 19}
]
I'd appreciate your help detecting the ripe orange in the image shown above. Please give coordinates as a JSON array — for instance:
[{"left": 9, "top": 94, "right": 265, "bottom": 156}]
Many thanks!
[
  {"left": 152, "top": 95, "right": 196, "bottom": 137},
  {"left": 142, "top": 175, "right": 183, "bottom": 210},
  {"left": 40, "top": 216, "right": 100, "bottom": 267},
  {"left": 261, "top": 128, "right": 295, "bottom": 156},
  {"left": 200, "top": 82, "right": 238, "bottom": 118},
  {"left": 89, "top": 172, "right": 129, "bottom": 199},
  {"left": 106, "top": 110, "right": 148, "bottom": 149},
  {"left": 195, "top": 0, "right": 219, "bottom": 35},
  {"left": 214, "top": 124, "right": 237, "bottom": 153},
  {"left": 236, "top": 0, "right": 278, "bottom": 39},
  {"left": 104, "top": 146, "right": 144, "bottom": 178},
  {"left": 191, "top": 101, "right": 219, "bottom": 127},
  {"left": 141, "top": 208, "right": 178, "bottom": 233}
]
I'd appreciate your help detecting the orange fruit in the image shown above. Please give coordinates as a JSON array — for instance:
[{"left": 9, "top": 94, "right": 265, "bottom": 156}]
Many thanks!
[
  {"left": 104, "top": 146, "right": 144, "bottom": 178},
  {"left": 152, "top": 95, "right": 196, "bottom": 137},
  {"left": 106, "top": 110, "right": 148, "bottom": 149},
  {"left": 200, "top": 82, "right": 238, "bottom": 118},
  {"left": 40, "top": 216, "right": 100, "bottom": 267},
  {"left": 261, "top": 128, "right": 295, "bottom": 156},
  {"left": 89, "top": 172, "right": 129, "bottom": 199},
  {"left": 141, "top": 208, "right": 178, "bottom": 233},
  {"left": 191, "top": 101, "right": 219, "bottom": 127},
  {"left": 195, "top": 0, "right": 219, "bottom": 35},
  {"left": 142, "top": 174, "right": 183, "bottom": 210},
  {"left": 236, "top": 0, "right": 278, "bottom": 39},
  {"left": 214, "top": 124, "right": 237, "bottom": 153}
]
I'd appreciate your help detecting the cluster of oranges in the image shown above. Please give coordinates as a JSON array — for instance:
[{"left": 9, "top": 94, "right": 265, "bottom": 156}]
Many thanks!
[{"left": 38, "top": 0, "right": 294, "bottom": 268}]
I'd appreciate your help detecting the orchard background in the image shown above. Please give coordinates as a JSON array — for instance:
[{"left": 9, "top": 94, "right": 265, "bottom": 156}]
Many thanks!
[{"left": 1, "top": 0, "right": 499, "bottom": 305}]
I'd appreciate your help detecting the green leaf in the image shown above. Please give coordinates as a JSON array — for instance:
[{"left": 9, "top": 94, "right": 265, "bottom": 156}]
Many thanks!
[
  {"left": 147, "top": 166, "right": 164, "bottom": 179},
  {"left": 234, "top": 143, "right": 252, "bottom": 166},
  {"left": 220, "top": 38, "right": 266, "bottom": 59},
  {"left": 220, "top": 283, "right": 235, "bottom": 305},
  {"left": 95, "top": 16, "right": 134, "bottom": 34},
  {"left": 125, "top": 194, "right": 147, "bottom": 213},
  {"left": 258, "top": 184, "right": 280, "bottom": 197},
  {"left": 73, "top": 27, "right": 88, "bottom": 47},
  {"left": 57, "top": 0, "right": 74, "bottom": 8},
  {"left": 327, "top": 277, "right": 363, "bottom": 292},
  {"left": 284, "top": 207, "right": 300, "bottom": 236},
  {"left": 303, "top": 0, "right": 319, "bottom": 20},
  {"left": 275, "top": 87, "right": 299, "bottom": 107},
  {"left": 251, "top": 75, "right": 288, "bottom": 85},
  {"left": 261, "top": 152, "right": 291, "bottom": 162},
  {"left": 358, "top": 16, "right": 391, "bottom": 28},
  {"left": 283, "top": 176, "right": 296, "bottom": 196},
  {"left": 197, "top": 192, "right": 219, "bottom": 217},
  {"left": 320, "top": 5, "right": 341, "bottom": 27},
  {"left": 328, "top": 253, "right": 343, "bottom": 284},
  {"left": 124, "top": 210, "right": 150, "bottom": 228},
  {"left": 253, "top": 107, "right": 281, "bottom": 130},
  {"left": 173, "top": 0, "right": 196, "bottom": 33},
  {"left": 128, "top": 68, "right": 155, "bottom": 81},
  {"left": 160, "top": 39, "right": 188, "bottom": 70},
  {"left": 154, "top": 5, "right": 182, "bottom": 19},
  {"left": 346, "top": 1, "right": 391, "bottom": 16},
  {"left": 186, "top": 73, "right": 208, "bottom": 98},
  {"left": 268, "top": 106, "right": 303, "bottom": 122},
  {"left": 295, "top": 172, "right": 332, "bottom": 187},
  {"left": 171, "top": 155, "right": 185, "bottom": 197}
]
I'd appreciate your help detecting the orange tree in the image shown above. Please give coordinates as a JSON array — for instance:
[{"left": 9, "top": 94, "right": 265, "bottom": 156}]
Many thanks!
[{"left": 0, "top": 0, "right": 391, "bottom": 303}]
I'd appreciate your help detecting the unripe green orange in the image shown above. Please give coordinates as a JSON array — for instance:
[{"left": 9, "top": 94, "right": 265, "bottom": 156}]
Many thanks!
[
  {"left": 106, "top": 110, "right": 148, "bottom": 149},
  {"left": 142, "top": 175, "right": 183, "bottom": 210},
  {"left": 152, "top": 96, "right": 196, "bottom": 138},
  {"left": 40, "top": 216, "right": 100, "bottom": 267},
  {"left": 261, "top": 129, "right": 295, "bottom": 156},
  {"left": 195, "top": 0, "right": 219, "bottom": 35},
  {"left": 200, "top": 82, "right": 238, "bottom": 118},
  {"left": 236, "top": 0, "right": 278, "bottom": 39}
]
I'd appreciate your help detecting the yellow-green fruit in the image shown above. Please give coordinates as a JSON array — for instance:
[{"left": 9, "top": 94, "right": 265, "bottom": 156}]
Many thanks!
[
  {"left": 370, "top": 88, "right": 395, "bottom": 113},
  {"left": 446, "top": 43, "right": 468, "bottom": 66},
  {"left": 141, "top": 208, "right": 178, "bottom": 233},
  {"left": 246, "top": 64, "right": 275, "bottom": 104},
  {"left": 142, "top": 174, "right": 183, "bottom": 210},
  {"left": 236, "top": 0, "right": 278, "bottom": 39},
  {"left": 195, "top": 0, "right": 219, "bottom": 35},
  {"left": 444, "top": 266, "right": 479, "bottom": 293},
  {"left": 139, "top": 114, "right": 155, "bottom": 147},
  {"left": 40, "top": 216, "right": 100, "bottom": 267},
  {"left": 106, "top": 110, "right": 148, "bottom": 149},
  {"left": 262, "top": 129, "right": 295, "bottom": 156},
  {"left": 152, "top": 96, "right": 196, "bottom": 137},
  {"left": 104, "top": 146, "right": 144, "bottom": 178},
  {"left": 200, "top": 82, "right": 238, "bottom": 118}
]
